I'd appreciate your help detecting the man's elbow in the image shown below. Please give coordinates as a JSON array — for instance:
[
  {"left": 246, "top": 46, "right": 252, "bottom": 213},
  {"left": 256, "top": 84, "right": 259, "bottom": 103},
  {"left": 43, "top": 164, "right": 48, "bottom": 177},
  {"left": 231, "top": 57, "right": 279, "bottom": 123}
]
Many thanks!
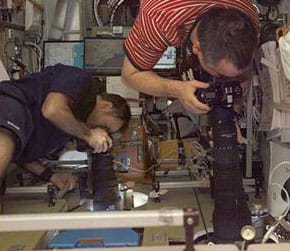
[
  {"left": 121, "top": 57, "right": 139, "bottom": 88},
  {"left": 121, "top": 73, "right": 131, "bottom": 89},
  {"left": 121, "top": 65, "right": 131, "bottom": 88},
  {"left": 41, "top": 102, "right": 59, "bottom": 120},
  {"left": 42, "top": 93, "right": 70, "bottom": 120}
]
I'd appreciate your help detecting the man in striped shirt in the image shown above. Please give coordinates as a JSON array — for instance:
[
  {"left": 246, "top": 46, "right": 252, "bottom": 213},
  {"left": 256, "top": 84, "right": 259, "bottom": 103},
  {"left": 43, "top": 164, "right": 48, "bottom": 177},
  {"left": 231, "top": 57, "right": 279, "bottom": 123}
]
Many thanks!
[{"left": 122, "top": 0, "right": 259, "bottom": 113}]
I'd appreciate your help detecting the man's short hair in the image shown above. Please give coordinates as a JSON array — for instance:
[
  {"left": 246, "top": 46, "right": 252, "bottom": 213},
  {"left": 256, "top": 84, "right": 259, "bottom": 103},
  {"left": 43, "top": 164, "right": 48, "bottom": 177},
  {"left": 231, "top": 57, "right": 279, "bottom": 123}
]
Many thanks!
[
  {"left": 196, "top": 8, "right": 258, "bottom": 70},
  {"left": 100, "top": 93, "right": 131, "bottom": 131},
  {"left": 73, "top": 82, "right": 131, "bottom": 132}
]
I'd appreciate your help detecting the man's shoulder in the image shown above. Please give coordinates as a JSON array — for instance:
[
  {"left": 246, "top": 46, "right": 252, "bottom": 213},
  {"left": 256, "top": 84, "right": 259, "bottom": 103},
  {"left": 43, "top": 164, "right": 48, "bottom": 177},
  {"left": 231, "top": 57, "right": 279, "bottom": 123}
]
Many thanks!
[
  {"left": 141, "top": 0, "right": 256, "bottom": 18},
  {"left": 140, "top": 0, "right": 258, "bottom": 33},
  {"left": 45, "top": 64, "right": 89, "bottom": 75},
  {"left": 45, "top": 64, "right": 92, "bottom": 83}
]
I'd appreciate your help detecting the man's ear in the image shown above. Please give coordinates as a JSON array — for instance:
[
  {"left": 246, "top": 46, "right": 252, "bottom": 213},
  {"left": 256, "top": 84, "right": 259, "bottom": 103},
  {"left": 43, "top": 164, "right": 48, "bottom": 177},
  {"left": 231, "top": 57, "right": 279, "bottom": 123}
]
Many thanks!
[
  {"left": 191, "top": 27, "right": 201, "bottom": 56},
  {"left": 192, "top": 37, "right": 201, "bottom": 56},
  {"left": 96, "top": 98, "right": 113, "bottom": 111},
  {"left": 192, "top": 43, "right": 201, "bottom": 55}
]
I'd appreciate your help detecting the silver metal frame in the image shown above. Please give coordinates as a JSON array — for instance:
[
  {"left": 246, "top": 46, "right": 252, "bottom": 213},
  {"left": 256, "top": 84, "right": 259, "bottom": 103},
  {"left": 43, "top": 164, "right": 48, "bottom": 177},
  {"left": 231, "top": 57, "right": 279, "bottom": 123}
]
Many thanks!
[
  {"left": 158, "top": 179, "right": 255, "bottom": 190},
  {"left": 246, "top": 82, "right": 253, "bottom": 178},
  {"left": 155, "top": 170, "right": 190, "bottom": 176},
  {"left": 0, "top": 209, "right": 186, "bottom": 232},
  {"left": 0, "top": 208, "right": 247, "bottom": 251},
  {"left": 159, "top": 181, "right": 210, "bottom": 189},
  {"left": 34, "top": 246, "right": 240, "bottom": 251},
  {"left": 1, "top": 209, "right": 288, "bottom": 250},
  {"left": 30, "top": 243, "right": 290, "bottom": 251},
  {"left": 5, "top": 186, "right": 49, "bottom": 195},
  {"left": 0, "top": 208, "right": 200, "bottom": 250}
]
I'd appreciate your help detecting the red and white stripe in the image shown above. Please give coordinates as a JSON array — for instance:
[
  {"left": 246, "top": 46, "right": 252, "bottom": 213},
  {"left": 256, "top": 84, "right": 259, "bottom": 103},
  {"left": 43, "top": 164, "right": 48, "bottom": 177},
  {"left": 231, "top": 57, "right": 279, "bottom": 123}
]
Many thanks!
[{"left": 124, "top": 0, "right": 259, "bottom": 71}]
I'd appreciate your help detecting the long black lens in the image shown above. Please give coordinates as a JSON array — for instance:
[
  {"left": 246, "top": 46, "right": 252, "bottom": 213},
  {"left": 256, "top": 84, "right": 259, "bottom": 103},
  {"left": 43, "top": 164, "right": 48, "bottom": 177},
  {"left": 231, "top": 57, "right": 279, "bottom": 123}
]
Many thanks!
[{"left": 210, "top": 107, "right": 251, "bottom": 242}]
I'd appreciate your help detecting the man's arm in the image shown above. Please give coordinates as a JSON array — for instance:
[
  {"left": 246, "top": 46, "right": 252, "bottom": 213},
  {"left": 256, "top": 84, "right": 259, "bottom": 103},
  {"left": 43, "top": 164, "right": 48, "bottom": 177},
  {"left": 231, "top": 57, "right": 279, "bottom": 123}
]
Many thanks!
[
  {"left": 42, "top": 92, "right": 90, "bottom": 141},
  {"left": 0, "top": 128, "right": 15, "bottom": 182},
  {"left": 41, "top": 92, "right": 112, "bottom": 152},
  {"left": 121, "top": 57, "right": 210, "bottom": 114},
  {"left": 22, "top": 161, "right": 46, "bottom": 176},
  {"left": 23, "top": 161, "right": 76, "bottom": 191}
]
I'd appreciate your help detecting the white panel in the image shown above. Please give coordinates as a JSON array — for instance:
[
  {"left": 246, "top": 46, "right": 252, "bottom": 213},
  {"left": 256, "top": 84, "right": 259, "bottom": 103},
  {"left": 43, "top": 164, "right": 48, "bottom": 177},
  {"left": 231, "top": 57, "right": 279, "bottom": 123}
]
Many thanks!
[
  {"left": 106, "top": 76, "right": 139, "bottom": 103},
  {"left": 280, "top": 0, "right": 290, "bottom": 14},
  {"left": 0, "top": 58, "right": 10, "bottom": 81},
  {"left": 268, "top": 141, "right": 290, "bottom": 217}
]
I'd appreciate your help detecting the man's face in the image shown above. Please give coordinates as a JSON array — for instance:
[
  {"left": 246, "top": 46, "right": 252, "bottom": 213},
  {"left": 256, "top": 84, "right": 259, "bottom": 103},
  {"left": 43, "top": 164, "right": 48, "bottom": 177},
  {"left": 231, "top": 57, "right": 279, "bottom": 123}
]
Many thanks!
[
  {"left": 191, "top": 27, "right": 251, "bottom": 82},
  {"left": 86, "top": 100, "right": 124, "bottom": 134},
  {"left": 197, "top": 53, "right": 251, "bottom": 82}
]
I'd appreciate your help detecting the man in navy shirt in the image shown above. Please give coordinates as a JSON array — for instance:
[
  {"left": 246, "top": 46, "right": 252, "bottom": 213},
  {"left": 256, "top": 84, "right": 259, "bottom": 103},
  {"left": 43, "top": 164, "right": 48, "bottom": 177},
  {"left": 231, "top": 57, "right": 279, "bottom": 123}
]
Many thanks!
[{"left": 0, "top": 64, "right": 131, "bottom": 192}]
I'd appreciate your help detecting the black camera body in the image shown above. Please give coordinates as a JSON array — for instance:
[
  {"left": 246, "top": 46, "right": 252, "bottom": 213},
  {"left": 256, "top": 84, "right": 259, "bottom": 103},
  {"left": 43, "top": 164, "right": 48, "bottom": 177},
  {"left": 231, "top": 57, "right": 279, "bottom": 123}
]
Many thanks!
[{"left": 196, "top": 79, "right": 242, "bottom": 108}]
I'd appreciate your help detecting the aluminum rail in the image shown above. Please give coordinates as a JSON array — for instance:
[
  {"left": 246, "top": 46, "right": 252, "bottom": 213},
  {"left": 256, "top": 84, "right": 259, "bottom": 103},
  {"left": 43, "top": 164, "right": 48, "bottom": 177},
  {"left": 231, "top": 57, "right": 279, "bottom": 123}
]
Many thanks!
[
  {"left": 159, "top": 179, "right": 255, "bottom": 190},
  {"left": 5, "top": 186, "right": 49, "bottom": 195},
  {"left": 35, "top": 245, "right": 240, "bottom": 251},
  {"left": 0, "top": 209, "right": 189, "bottom": 232},
  {"left": 159, "top": 181, "right": 210, "bottom": 189},
  {"left": 155, "top": 170, "right": 190, "bottom": 176}
]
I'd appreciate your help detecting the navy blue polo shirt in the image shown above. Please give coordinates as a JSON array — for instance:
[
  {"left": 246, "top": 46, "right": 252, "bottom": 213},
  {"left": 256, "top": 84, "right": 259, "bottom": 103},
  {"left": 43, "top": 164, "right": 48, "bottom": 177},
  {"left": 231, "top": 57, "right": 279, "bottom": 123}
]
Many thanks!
[{"left": 0, "top": 64, "right": 92, "bottom": 162}]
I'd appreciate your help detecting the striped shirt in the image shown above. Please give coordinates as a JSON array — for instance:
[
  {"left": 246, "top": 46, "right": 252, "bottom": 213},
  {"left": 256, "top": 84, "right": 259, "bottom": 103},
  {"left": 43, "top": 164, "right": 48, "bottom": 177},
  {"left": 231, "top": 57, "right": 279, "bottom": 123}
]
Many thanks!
[{"left": 124, "top": 0, "right": 259, "bottom": 71}]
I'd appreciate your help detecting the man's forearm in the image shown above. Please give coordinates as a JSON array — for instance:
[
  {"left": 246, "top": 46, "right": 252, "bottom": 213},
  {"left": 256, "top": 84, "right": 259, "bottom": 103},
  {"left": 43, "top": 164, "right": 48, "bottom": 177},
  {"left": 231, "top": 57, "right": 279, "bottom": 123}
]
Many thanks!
[
  {"left": 23, "top": 161, "right": 56, "bottom": 183},
  {"left": 123, "top": 71, "right": 182, "bottom": 97},
  {"left": 122, "top": 57, "right": 182, "bottom": 98},
  {"left": 42, "top": 94, "right": 91, "bottom": 142},
  {"left": 47, "top": 105, "right": 90, "bottom": 141},
  {"left": 23, "top": 161, "right": 46, "bottom": 176}
]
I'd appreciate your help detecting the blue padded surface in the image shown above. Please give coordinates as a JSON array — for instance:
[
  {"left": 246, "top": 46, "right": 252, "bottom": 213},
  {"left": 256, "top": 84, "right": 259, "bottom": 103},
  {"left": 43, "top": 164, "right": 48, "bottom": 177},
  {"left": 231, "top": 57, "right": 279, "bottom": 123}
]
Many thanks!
[{"left": 48, "top": 228, "right": 140, "bottom": 248}]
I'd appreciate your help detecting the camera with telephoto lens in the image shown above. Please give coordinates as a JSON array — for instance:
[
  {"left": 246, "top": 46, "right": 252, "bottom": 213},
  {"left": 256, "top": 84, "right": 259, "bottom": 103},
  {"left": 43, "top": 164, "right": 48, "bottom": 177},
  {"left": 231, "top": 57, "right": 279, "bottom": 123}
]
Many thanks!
[{"left": 196, "top": 79, "right": 242, "bottom": 108}]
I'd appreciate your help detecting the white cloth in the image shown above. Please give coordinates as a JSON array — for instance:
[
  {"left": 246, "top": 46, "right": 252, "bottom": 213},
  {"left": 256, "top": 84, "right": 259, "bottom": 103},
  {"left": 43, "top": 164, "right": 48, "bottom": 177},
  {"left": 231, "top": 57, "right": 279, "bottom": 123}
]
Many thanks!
[{"left": 279, "top": 31, "right": 290, "bottom": 81}]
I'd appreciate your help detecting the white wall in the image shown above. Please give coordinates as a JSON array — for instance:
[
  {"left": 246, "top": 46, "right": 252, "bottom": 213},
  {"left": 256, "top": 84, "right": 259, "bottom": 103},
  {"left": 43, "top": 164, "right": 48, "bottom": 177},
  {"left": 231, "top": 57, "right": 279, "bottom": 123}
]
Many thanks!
[
  {"left": 280, "top": 0, "right": 290, "bottom": 15},
  {"left": 0, "top": 58, "right": 9, "bottom": 81}
]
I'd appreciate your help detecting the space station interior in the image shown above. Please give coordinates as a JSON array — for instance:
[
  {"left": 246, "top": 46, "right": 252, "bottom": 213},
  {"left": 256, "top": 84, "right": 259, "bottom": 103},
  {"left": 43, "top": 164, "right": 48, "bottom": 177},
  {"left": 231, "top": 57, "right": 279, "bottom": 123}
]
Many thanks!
[{"left": 1, "top": 0, "right": 290, "bottom": 251}]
